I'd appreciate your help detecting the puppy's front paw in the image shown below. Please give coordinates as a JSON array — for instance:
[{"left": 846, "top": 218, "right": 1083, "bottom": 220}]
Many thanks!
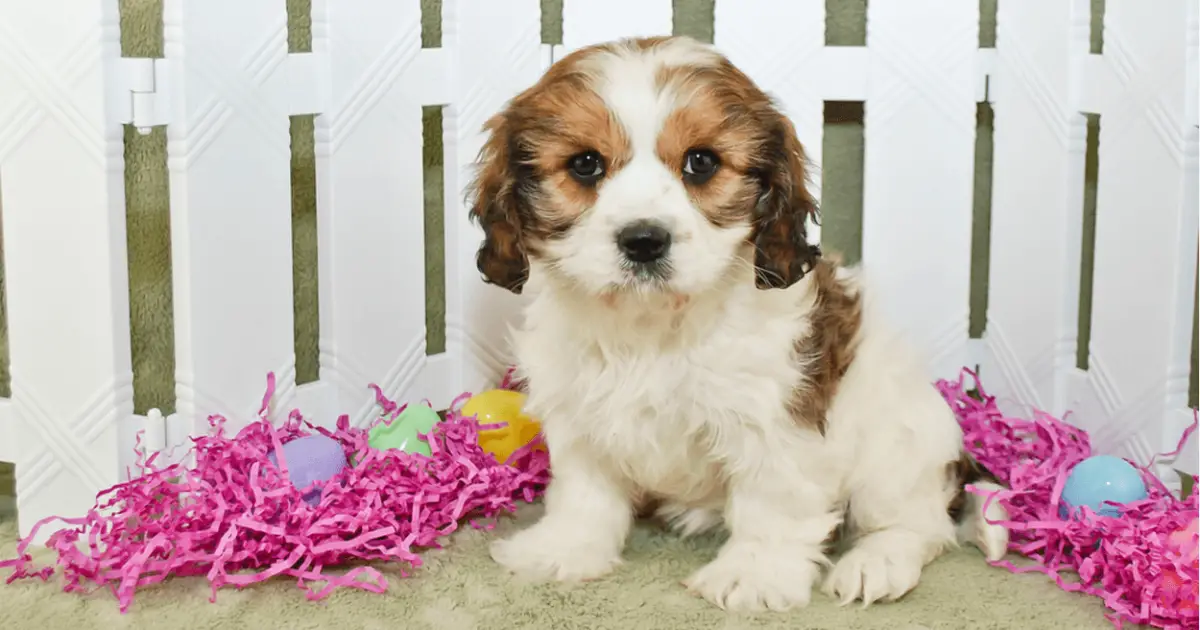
[
  {"left": 823, "top": 538, "right": 923, "bottom": 606},
  {"left": 489, "top": 525, "right": 621, "bottom": 582},
  {"left": 683, "top": 541, "right": 821, "bottom": 611}
]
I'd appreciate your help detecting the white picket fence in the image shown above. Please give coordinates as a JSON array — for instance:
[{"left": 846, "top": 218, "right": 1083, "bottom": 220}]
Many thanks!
[{"left": 0, "top": 0, "right": 1196, "bottom": 542}]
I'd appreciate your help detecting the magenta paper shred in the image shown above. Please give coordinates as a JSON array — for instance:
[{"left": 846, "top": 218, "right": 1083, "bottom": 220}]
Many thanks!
[
  {"left": 3, "top": 366, "right": 1196, "bottom": 628},
  {"left": 939, "top": 369, "right": 1198, "bottom": 630},
  {"left": 0, "top": 370, "right": 548, "bottom": 612}
]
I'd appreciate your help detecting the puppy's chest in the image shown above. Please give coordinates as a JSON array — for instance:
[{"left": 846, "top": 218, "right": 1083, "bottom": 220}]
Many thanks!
[
  {"left": 531, "top": 336, "right": 797, "bottom": 498},
  {"left": 595, "top": 398, "right": 721, "bottom": 502}
]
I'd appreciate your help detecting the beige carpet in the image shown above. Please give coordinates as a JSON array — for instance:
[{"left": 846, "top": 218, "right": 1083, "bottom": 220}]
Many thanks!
[{"left": 0, "top": 500, "right": 1129, "bottom": 630}]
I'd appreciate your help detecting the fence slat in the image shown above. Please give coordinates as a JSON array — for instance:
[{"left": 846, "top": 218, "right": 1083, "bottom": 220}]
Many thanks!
[
  {"left": 982, "top": 1, "right": 1084, "bottom": 418},
  {"left": 312, "top": 0, "right": 429, "bottom": 425},
  {"left": 714, "top": 0, "right": 827, "bottom": 244},
  {"left": 562, "top": 0, "right": 673, "bottom": 53},
  {"left": 164, "top": 0, "right": 296, "bottom": 432},
  {"left": 440, "top": 0, "right": 544, "bottom": 402},
  {"left": 1074, "top": 0, "right": 1198, "bottom": 470},
  {"left": 860, "top": 0, "right": 979, "bottom": 380},
  {"left": 0, "top": 0, "right": 132, "bottom": 541}
]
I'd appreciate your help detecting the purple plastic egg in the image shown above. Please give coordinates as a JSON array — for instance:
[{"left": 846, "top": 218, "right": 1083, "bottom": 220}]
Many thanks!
[{"left": 267, "top": 434, "right": 347, "bottom": 506}]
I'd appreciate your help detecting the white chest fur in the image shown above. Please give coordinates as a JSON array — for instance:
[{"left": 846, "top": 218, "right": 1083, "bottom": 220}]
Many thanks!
[{"left": 511, "top": 279, "right": 814, "bottom": 505}]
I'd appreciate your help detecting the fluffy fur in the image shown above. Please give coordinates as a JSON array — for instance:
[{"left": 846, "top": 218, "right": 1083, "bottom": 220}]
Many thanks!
[{"left": 468, "top": 35, "right": 1009, "bottom": 612}]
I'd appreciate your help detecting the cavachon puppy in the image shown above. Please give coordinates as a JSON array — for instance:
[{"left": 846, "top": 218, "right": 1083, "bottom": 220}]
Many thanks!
[{"left": 466, "top": 35, "right": 1008, "bottom": 612}]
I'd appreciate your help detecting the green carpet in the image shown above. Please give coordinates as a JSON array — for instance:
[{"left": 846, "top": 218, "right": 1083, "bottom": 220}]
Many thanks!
[{"left": 0, "top": 502, "right": 1126, "bottom": 630}]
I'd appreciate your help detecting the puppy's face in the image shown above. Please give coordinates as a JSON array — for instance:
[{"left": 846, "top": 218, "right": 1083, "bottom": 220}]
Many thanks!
[{"left": 468, "top": 36, "right": 820, "bottom": 298}]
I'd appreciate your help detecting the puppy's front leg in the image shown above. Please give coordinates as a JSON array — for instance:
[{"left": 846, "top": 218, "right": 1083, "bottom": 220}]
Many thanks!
[
  {"left": 490, "top": 437, "right": 632, "bottom": 582},
  {"left": 684, "top": 430, "right": 840, "bottom": 611}
]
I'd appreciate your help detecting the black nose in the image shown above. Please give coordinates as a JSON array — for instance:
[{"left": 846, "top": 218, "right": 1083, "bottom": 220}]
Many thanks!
[{"left": 616, "top": 221, "right": 672, "bottom": 263}]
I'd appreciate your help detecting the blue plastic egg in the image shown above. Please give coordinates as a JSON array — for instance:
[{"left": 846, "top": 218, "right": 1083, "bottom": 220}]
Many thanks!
[{"left": 1058, "top": 454, "right": 1147, "bottom": 518}]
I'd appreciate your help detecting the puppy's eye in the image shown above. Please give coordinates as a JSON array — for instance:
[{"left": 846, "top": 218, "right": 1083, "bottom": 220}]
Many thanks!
[
  {"left": 567, "top": 151, "right": 606, "bottom": 184},
  {"left": 682, "top": 148, "right": 720, "bottom": 185}
]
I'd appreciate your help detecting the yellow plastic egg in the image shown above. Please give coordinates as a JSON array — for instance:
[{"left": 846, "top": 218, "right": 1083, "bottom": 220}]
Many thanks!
[{"left": 461, "top": 389, "right": 545, "bottom": 464}]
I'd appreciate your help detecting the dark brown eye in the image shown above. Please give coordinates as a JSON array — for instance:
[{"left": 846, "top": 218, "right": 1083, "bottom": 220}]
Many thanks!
[
  {"left": 682, "top": 148, "right": 720, "bottom": 185},
  {"left": 567, "top": 150, "right": 605, "bottom": 184}
]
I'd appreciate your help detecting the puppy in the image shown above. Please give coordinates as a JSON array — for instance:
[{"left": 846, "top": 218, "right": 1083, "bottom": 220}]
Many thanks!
[{"left": 467, "top": 35, "right": 1008, "bottom": 611}]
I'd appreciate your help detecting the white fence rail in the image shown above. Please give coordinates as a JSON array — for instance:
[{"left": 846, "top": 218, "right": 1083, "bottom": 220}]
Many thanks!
[{"left": 0, "top": 0, "right": 1196, "bottom": 541}]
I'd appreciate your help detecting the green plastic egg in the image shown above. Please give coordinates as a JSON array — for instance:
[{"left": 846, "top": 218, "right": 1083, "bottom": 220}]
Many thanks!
[{"left": 367, "top": 403, "right": 440, "bottom": 456}]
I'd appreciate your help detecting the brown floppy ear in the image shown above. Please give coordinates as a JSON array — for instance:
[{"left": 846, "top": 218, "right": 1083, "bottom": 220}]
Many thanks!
[
  {"left": 751, "top": 114, "right": 822, "bottom": 290},
  {"left": 467, "top": 112, "right": 530, "bottom": 294}
]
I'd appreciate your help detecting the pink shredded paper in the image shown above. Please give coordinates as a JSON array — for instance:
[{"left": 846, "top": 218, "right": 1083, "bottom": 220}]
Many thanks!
[
  {"left": 2, "top": 366, "right": 1197, "bottom": 628},
  {"left": 0, "top": 371, "right": 548, "bottom": 612},
  {"left": 939, "top": 369, "right": 1198, "bottom": 630}
]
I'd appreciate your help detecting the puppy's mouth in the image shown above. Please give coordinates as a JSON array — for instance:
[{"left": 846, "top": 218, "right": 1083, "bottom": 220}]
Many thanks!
[
  {"left": 622, "top": 259, "right": 671, "bottom": 285},
  {"left": 600, "top": 269, "right": 690, "bottom": 310}
]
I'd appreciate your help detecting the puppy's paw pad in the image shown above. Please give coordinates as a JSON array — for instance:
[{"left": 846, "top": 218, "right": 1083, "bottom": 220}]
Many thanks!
[
  {"left": 489, "top": 532, "right": 620, "bottom": 582},
  {"left": 823, "top": 546, "right": 921, "bottom": 606}
]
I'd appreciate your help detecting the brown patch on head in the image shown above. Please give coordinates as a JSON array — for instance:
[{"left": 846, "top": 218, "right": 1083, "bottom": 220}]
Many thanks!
[
  {"left": 652, "top": 54, "right": 822, "bottom": 286},
  {"left": 787, "top": 257, "right": 863, "bottom": 435},
  {"left": 466, "top": 43, "right": 632, "bottom": 293},
  {"left": 655, "top": 64, "right": 762, "bottom": 229},
  {"left": 946, "top": 452, "right": 1001, "bottom": 522},
  {"left": 518, "top": 54, "right": 631, "bottom": 218},
  {"left": 620, "top": 35, "right": 677, "bottom": 52}
]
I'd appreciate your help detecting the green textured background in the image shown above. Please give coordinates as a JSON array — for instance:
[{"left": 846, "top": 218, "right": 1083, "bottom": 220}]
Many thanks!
[{"left": 0, "top": 1, "right": 1196, "bottom": 498}]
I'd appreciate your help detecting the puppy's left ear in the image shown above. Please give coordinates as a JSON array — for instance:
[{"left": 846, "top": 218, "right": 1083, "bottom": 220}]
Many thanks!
[{"left": 752, "top": 114, "right": 822, "bottom": 290}]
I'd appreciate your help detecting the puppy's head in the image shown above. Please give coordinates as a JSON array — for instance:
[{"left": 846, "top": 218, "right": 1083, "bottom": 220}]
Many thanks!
[{"left": 468, "top": 36, "right": 820, "bottom": 297}]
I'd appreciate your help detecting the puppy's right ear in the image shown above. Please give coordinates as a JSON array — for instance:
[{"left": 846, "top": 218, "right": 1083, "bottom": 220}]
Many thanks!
[{"left": 467, "top": 112, "right": 529, "bottom": 294}]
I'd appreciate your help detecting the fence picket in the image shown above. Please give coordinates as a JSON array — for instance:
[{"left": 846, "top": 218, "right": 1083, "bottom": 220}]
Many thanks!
[
  {"left": 312, "top": 0, "right": 434, "bottom": 425},
  {"left": 441, "top": 0, "right": 545, "bottom": 402},
  {"left": 163, "top": 0, "right": 297, "bottom": 433},
  {"left": 1072, "top": 0, "right": 1198, "bottom": 470},
  {"left": 982, "top": 1, "right": 1084, "bottom": 418},
  {"left": 0, "top": 0, "right": 132, "bottom": 541},
  {"left": 860, "top": 0, "right": 979, "bottom": 380}
]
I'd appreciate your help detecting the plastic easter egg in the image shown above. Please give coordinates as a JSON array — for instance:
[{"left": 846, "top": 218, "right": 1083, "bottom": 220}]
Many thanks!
[
  {"left": 1058, "top": 455, "right": 1148, "bottom": 518},
  {"left": 1168, "top": 518, "right": 1199, "bottom": 564},
  {"left": 1161, "top": 568, "right": 1199, "bottom": 614},
  {"left": 461, "top": 389, "right": 545, "bottom": 464},
  {"left": 461, "top": 389, "right": 528, "bottom": 425},
  {"left": 1161, "top": 517, "right": 1200, "bottom": 614},
  {"left": 267, "top": 433, "right": 347, "bottom": 506},
  {"left": 368, "top": 402, "right": 441, "bottom": 456},
  {"left": 478, "top": 413, "right": 544, "bottom": 465}
]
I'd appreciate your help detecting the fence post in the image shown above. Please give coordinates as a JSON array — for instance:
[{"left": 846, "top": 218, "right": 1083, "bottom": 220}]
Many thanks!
[
  {"left": 312, "top": 0, "right": 441, "bottom": 424},
  {"left": 0, "top": 0, "right": 133, "bottom": 542},
  {"left": 162, "top": 0, "right": 298, "bottom": 437}
]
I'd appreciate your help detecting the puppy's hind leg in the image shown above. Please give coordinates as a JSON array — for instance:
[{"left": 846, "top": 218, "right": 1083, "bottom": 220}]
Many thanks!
[{"left": 824, "top": 451, "right": 1007, "bottom": 606}]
